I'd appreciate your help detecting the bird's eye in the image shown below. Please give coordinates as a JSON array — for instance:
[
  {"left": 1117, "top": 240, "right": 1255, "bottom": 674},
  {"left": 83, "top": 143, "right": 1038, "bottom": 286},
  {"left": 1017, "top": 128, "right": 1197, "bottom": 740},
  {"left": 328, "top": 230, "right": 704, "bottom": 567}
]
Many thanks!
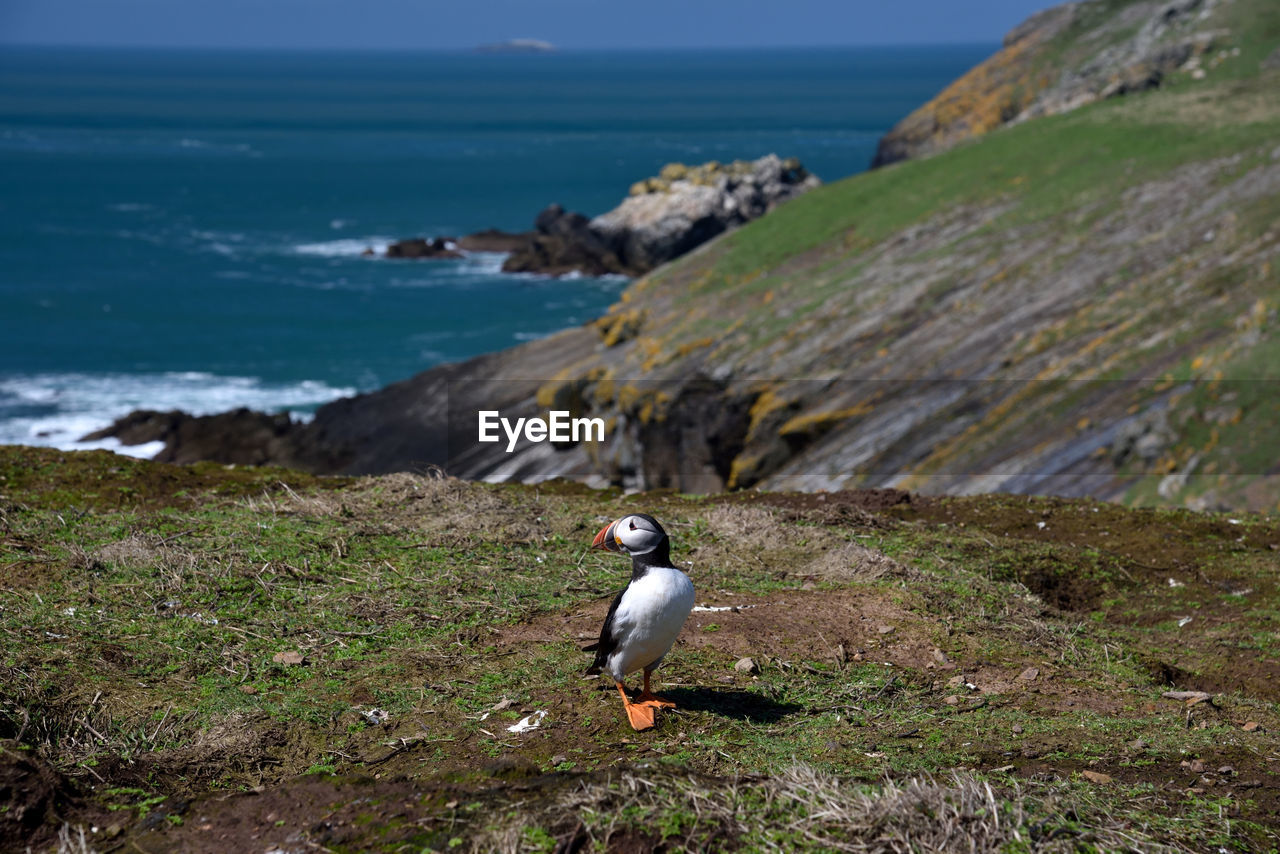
[{"left": 629, "top": 520, "right": 636, "bottom": 530}]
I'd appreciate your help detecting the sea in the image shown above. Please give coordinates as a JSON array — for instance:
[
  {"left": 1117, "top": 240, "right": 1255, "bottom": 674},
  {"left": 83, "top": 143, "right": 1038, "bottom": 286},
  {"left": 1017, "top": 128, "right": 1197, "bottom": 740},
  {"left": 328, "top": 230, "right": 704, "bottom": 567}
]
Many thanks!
[{"left": 0, "top": 45, "right": 988, "bottom": 456}]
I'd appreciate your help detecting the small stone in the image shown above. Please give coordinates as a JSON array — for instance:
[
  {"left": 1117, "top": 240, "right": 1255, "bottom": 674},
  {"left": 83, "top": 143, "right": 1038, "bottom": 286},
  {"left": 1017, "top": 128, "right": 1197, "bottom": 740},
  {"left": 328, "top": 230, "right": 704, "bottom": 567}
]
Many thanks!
[
  {"left": 852, "top": 652, "right": 865, "bottom": 662},
  {"left": 1242, "top": 721, "right": 1261, "bottom": 732},
  {"left": 239, "top": 685, "right": 258, "bottom": 695},
  {"left": 947, "top": 674, "right": 966, "bottom": 687},
  {"left": 944, "top": 695, "right": 961, "bottom": 705},
  {"left": 1081, "top": 770, "right": 1112, "bottom": 784},
  {"left": 1188, "top": 759, "right": 1205, "bottom": 773},
  {"left": 103, "top": 825, "right": 122, "bottom": 839},
  {"left": 1012, "top": 724, "right": 1024, "bottom": 734},
  {"left": 1218, "top": 765, "right": 1235, "bottom": 776},
  {"left": 272, "top": 650, "right": 305, "bottom": 666},
  {"left": 734, "top": 657, "right": 759, "bottom": 675},
  {"left": 550, "top": 754, "right": 568, "bottom": 766},
  {"left": 877, "top": 625, "right": 895, "bottom": 635},
  {"left": 1129, "top": 739, "right": 1149, "bottom": 750},
  {"left": 931, "top": 648, "right": 949, "bottom": 664},
  {"left": 1018, "top": 667, "right": 1039, "bottom": 682}
]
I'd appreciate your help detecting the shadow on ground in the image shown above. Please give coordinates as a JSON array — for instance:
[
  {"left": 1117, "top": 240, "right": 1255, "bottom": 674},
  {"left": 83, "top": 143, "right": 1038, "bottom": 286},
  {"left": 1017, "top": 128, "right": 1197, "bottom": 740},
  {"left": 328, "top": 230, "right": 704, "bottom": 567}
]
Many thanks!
[{"left": 665, "top": 687, "right": 801, "bottom": 724}]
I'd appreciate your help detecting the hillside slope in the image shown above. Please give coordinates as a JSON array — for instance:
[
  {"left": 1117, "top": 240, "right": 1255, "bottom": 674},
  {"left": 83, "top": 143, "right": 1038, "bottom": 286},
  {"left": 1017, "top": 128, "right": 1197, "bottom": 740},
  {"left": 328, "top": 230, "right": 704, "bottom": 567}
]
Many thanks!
[{"left": 115, "top": 0, "right": 1280, "bottom": 512}]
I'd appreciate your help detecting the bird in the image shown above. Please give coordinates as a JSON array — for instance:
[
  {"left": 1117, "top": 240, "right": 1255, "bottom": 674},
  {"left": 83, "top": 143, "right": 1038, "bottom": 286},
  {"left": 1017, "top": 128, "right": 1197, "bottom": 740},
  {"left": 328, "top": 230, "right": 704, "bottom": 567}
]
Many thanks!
[{"left": 583, "top": 513, "right": 695, "bottom": 731}]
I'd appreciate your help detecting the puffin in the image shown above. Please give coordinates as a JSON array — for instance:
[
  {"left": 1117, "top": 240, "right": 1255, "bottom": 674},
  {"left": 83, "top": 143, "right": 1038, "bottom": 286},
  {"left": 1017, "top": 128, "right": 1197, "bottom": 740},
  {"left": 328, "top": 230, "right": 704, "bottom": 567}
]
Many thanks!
[{"left": 583, "top": 513, "right": 695, "bottom": 730}]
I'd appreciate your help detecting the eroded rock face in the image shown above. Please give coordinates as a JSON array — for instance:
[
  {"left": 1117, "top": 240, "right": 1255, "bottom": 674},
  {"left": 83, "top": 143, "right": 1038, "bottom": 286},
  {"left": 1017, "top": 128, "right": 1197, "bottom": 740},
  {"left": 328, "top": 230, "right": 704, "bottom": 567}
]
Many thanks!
[
  {"left": 590, "top": 155, "right": 820, "bottom": 273},
  {"left": 871, "top": 0, "right": 1220, "bottom": 167}
]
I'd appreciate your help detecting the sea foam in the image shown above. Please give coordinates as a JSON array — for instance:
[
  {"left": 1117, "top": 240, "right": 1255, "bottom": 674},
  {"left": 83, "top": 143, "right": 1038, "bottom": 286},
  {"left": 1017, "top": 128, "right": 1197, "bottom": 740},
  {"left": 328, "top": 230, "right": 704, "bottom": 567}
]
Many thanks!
[{"left": 0, "top": 372, "right": 355, "bottom": 458}]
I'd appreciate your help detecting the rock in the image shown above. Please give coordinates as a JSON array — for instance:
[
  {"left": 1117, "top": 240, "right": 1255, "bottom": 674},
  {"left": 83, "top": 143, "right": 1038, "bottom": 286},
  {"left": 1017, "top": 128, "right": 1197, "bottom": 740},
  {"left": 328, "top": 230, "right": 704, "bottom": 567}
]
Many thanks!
[
  {"left": 1242, "top": 721, "right": 1261, "bottom": 732},
  {"left": 1012, "top": 724, "right": 1024, "bottom": 734},
  {"left": 1111, "top": 409, "right": 1174, "bottom": 467},
  {"left": 1129, "top": 738, "right": 1149, "bottom": 750},
  {"left": 877, "top": 625, "right": 895, "bottom": 635},
  {"left": 1262, "top": 46, "right": 1280, "bottom": 70},
  {"left": 497, "top": 156, "right": 819, "bottom": 278},
  {"left": 502, "top": 204, "right": 633, "bottom": 277},
  {"left": 943, "top": 695, "right": 961, "bottom": 705},
  {"left": 81, "top": 408, "right": 328, "bottom": 469},
  {"left": 1018, "top": 667, "right": 1039, "bottom": 682},
  {"left": 591, "top": 155, "right": 819, "bottom": 274},
  {"left": 455, "top": 229, "right": 532, "bottom": 253},
  {"left": 734, "top": 657, "right": 759, "bottom": 675},
  {"left": 1081, "top": 770, "right": 1113, "bottom": 785},
  {"left": 272, "top": 650, "right": 306, "bottom": 665},
  {"left": 385, "top": 237, "right": 463, "bottom": 259},
  {"left": 1217, "top": 765, "right": 1235, "bottom": 776}
]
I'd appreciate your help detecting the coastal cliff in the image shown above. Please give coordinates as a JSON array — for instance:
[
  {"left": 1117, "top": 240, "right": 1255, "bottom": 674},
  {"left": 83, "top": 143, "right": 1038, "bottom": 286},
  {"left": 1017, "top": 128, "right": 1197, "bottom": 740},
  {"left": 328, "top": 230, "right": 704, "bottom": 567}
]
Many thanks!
[
  {"left": 94, "top": 0, "right": 1280, "bottom": 511},
  {"left": 871, "top": 0, "right": 1225, "bottom": 167}
]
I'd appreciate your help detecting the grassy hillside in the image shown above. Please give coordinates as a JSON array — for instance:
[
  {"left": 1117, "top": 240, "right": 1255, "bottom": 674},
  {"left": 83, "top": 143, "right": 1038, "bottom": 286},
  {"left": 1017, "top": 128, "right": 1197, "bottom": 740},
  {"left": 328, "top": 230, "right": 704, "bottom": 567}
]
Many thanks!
[
  {"left": 511, "top": 0, "right": 1280, "bottom": 508},
  {"left": 2, "top": 446, "right": 1278, "bottom": 851}
]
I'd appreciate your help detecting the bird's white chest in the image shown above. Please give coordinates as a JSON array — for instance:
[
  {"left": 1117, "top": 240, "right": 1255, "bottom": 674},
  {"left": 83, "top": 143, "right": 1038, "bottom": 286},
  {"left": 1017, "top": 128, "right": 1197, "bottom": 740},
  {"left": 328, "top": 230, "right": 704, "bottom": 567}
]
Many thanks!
[{"left": 606, "top": 566, "right": 694, "bottom": 679}]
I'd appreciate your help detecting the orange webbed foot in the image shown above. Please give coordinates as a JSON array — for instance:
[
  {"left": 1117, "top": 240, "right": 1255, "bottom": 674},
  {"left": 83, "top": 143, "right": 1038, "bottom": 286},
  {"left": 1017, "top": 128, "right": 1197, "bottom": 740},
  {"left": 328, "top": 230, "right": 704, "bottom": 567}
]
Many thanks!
[
  {"left": 624, "top": 701, "right": 657, "bottom": 730},
  {"left": 616, "top": 681, "right": 657, "bottom": 730},
  {"left": 636, "top": 692, "right": 676, "bottom": 709}
]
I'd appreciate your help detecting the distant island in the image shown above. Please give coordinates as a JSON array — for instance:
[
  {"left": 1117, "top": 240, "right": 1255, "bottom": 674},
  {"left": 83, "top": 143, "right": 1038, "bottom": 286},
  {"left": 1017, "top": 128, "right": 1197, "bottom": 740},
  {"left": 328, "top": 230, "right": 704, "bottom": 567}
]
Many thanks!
[{"left": 474, "top": 38, "right": 556, "bottom": 54}]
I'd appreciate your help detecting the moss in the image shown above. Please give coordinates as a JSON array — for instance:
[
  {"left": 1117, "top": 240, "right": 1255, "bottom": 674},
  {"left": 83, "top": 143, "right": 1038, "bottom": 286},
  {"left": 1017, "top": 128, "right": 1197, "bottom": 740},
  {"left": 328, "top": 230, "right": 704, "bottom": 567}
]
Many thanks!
[
  {"left": 777, "top": 403, "right": 875, "bottom": 442},
  {"left": 594, "top": 308, "right": 646, "bottom": 348}
]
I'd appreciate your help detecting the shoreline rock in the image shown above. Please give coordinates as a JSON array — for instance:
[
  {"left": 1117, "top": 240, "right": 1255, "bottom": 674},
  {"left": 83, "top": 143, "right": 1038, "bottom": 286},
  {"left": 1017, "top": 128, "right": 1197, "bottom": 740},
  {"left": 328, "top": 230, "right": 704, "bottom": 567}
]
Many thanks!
[
  {"left": 386, "top": 154, "right": 820, "bottom": 278},
  {"left": 384, "top": 237, "right": 463, "bottom": 259}
]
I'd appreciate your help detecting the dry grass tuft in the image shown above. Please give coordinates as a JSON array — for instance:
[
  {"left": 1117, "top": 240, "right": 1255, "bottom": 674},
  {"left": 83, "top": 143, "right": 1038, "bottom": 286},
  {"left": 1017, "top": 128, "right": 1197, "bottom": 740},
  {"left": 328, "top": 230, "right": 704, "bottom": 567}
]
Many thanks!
[
  {"left": 56, "top": 824, "right": 97, "bottom": 854},
  {"left": 86, "top": 535, "right": 200, "bottom": 578},
  {"left": 705, "top": 506, "right": 782, "bottom": 552},
  {"left": 473, "top": 765, "right": 1184, "bottom": 853},
  {"left": 270, "top": 472, "right": 548, "bottom": 545},
  {"left": 804, "top": 542, "right": 912, "bottom": 583}
]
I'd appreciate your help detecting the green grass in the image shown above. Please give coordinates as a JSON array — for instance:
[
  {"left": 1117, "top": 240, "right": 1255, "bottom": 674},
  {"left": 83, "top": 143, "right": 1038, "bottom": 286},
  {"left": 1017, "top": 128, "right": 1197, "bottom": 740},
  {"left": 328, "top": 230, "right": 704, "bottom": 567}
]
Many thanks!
[{"left": 2, "top": 447, "right": 1278, "bottom": 851}]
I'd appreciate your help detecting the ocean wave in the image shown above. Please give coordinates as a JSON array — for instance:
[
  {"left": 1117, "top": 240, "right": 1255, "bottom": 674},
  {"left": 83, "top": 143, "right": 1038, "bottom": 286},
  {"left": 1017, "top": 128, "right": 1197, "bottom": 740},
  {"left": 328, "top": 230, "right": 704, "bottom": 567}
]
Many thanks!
[
  {"left": 176, "top": 138, "right": 261, "bottom": 157},
  {"left": 0, "top": 372, "right": 355, "bottom": 457},
  {"left": 293, "top": 237, "right": 393, "bottom": 258}
]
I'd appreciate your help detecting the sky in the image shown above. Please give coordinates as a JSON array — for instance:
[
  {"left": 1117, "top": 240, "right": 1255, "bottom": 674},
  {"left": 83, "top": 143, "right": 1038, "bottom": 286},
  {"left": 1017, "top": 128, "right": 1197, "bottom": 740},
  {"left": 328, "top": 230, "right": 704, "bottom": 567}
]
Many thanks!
[{"left": 0, "top": 0, "right": 1055, "bottom": 50}]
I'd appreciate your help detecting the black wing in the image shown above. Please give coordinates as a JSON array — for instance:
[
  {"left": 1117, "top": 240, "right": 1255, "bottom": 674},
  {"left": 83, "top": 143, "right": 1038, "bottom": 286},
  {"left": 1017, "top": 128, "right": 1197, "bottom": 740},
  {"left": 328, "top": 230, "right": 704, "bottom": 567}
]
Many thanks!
[{"left": 584, "top": 586, "right": 627, "bottom": 675}]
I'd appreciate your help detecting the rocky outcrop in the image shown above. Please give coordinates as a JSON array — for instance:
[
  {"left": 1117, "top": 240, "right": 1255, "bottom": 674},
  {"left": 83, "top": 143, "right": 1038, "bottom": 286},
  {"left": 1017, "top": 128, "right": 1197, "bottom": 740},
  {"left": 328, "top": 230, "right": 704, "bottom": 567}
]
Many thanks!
[
  {"left": 455, "top": 229, "right": 532, "bottom": 253},
  {"left": 591, "top": 156, "right": 819, "bottom": 273},
  {"left": 501, "top": 204, "right": 635, "bottom": 277},
  {"left": 389, "top": 155, "right": 820, "bottom": 278},
  {"left": 83, "top": 408, "right": 344, "bottom": 470},
  {"left": 872, "top": 0, "right": 1220, "bottom": 167},
  {"left": 385, "top": 237, "right": 463, "bottom": 259}
]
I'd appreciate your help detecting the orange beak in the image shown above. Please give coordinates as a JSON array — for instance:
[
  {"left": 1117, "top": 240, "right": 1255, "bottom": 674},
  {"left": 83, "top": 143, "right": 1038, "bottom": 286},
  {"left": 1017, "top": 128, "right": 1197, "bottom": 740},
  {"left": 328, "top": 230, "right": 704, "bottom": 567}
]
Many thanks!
[{"left": 592, "top": 519, "right": 622, "bottom": 552}]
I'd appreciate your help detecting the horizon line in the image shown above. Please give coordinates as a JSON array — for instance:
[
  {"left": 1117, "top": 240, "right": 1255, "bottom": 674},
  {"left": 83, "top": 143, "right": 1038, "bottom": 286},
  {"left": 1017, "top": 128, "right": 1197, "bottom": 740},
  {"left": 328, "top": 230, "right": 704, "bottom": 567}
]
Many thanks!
[{"left": 0, "top": 39, "right": 998, "bottom": 54}]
